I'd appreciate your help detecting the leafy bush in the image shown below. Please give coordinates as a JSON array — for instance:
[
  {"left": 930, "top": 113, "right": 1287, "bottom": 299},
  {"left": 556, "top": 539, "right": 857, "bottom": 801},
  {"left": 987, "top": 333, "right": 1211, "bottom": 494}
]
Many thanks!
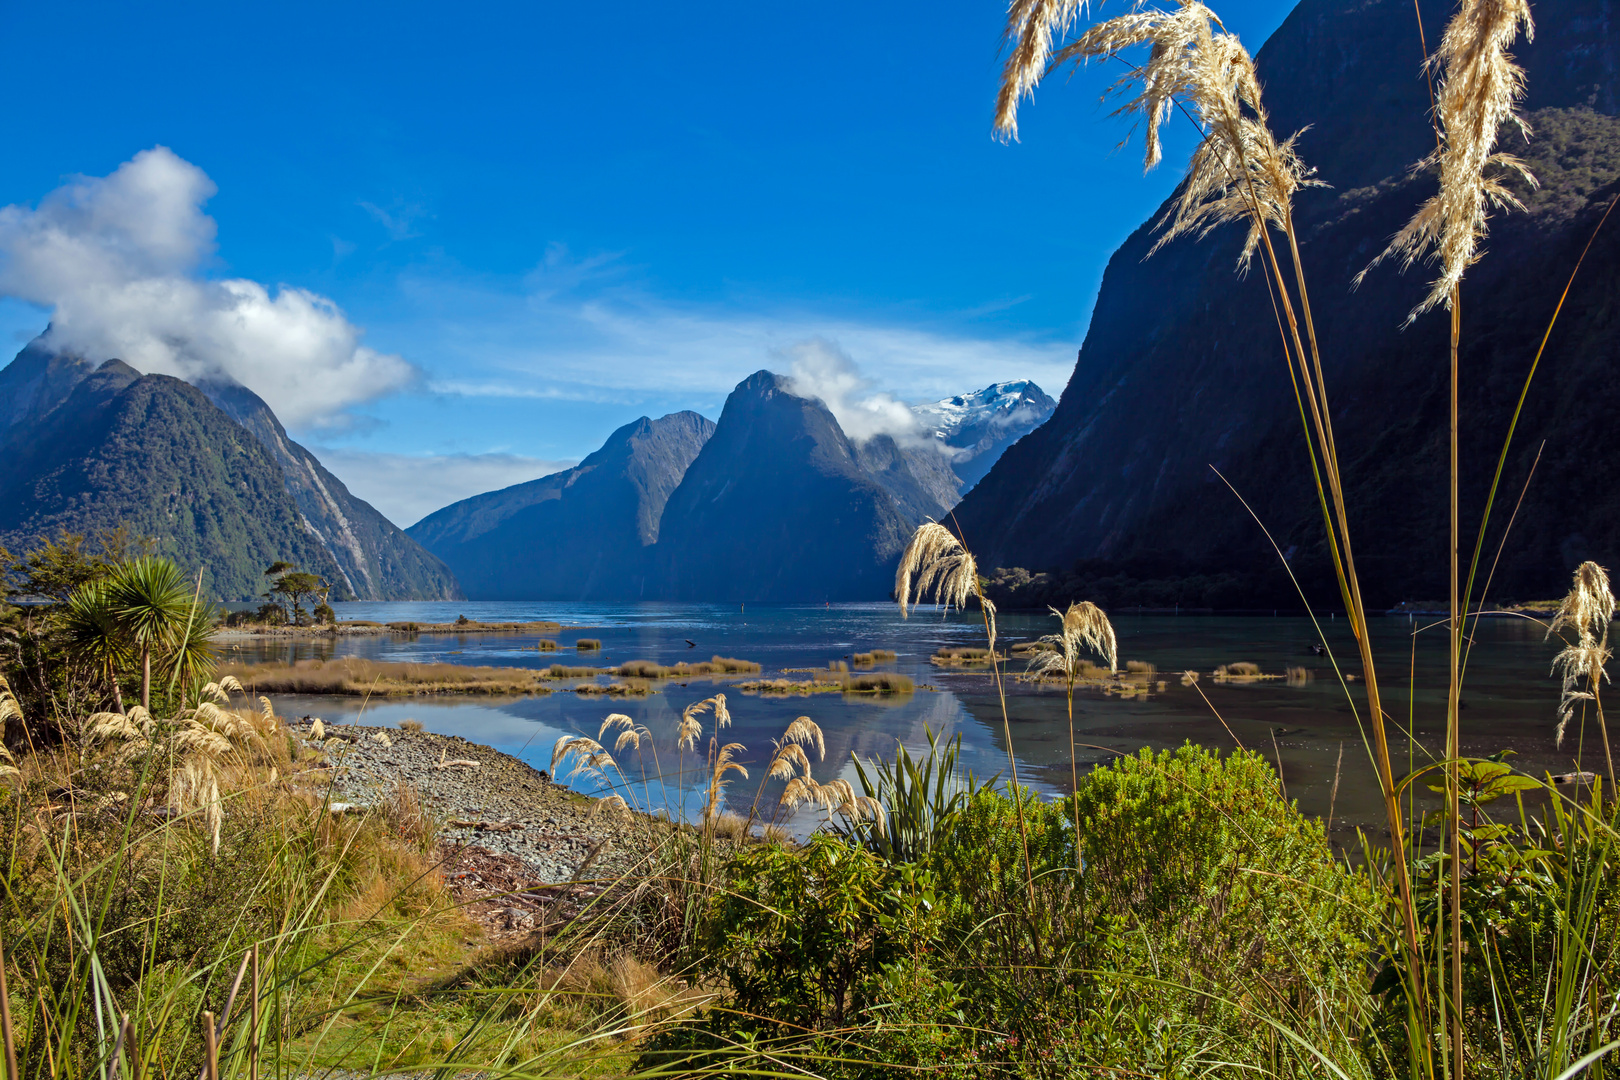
[
  {"left": 642, "top": 839, "right": 966, "bottom": 1076},
  {"left": 919, "top": 744, "right": 1375, "bottom": 1074}
]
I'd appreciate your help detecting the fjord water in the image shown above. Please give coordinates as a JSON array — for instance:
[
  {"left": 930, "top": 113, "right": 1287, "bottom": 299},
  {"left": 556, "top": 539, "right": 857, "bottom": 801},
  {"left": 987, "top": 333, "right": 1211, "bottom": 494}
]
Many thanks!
[{"left": 246, "top": 602, "right": 1588, "bottom": 840}]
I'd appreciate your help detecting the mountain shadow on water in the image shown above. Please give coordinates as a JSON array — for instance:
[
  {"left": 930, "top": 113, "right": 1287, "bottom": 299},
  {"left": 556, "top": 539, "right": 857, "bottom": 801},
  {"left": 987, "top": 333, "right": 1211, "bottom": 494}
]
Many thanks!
[
  {"left": 408, "top": 412, "right": 715, "bottom": 600},
  {"left": 957, "top": 0, "right": 1620, "bottom": 611}
]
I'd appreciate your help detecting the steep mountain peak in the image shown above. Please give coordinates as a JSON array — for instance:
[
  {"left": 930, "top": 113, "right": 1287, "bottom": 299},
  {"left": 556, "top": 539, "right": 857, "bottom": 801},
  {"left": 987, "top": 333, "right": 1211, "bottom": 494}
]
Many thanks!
[
  {"left": 651, "top": 370, "right": 909, "bottom": 601},
  {"left": 0, "top": 336, "right": 461, "bottom": 601},
  {"left": 912, "top": 380, "right": 1057, "bottom": 491},
  {"left": 408, "top": 410, "right": 715, "bottom": 600}
]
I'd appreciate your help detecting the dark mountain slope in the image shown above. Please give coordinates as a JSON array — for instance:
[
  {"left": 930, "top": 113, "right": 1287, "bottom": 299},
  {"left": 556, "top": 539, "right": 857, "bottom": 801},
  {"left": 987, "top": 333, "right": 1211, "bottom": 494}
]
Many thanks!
[
  {"left": 0, "top": 338, "right": 95, "bottom": 433},
  {"left": 957, "top": 0, "right": 1620, "bottom": 609},
  {"left": 409, "top": 412, "right": 714, "bottom": 600},
  {"left": 199, "top": 380, "right": 461, "bottom": 601},
  {"left": 0, "top": 363, "right": 345, "bottom": 600},
  {"left": 651, "top": 372, "right": 912, "bottom": 601}
]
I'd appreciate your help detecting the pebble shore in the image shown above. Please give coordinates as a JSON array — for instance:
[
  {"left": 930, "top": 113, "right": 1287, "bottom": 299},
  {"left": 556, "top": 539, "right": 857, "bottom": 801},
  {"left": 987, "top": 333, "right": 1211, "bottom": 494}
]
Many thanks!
[{"left": 299, "top": 721, "right": 663, "bottom": 884}]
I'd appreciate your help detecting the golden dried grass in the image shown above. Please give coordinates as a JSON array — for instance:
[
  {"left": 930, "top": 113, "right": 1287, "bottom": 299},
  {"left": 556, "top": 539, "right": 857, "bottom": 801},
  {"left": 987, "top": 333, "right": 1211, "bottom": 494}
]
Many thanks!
[{"left": 219, "top": 657, "right": 550, "bottom": 696}]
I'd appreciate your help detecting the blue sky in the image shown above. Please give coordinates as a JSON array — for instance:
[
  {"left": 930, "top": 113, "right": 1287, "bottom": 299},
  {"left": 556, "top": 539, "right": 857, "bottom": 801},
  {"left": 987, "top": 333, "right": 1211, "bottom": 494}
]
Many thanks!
[{"left": 0, "top": 0, "right": 1297, "bottom": 526}]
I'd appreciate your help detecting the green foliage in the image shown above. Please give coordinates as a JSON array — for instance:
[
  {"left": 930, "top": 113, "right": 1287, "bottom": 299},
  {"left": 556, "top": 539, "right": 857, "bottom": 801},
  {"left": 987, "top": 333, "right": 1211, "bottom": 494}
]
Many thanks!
[
  {"left": 1370, "top": 774, "right": 1620, "bottom": 1076},
  {"left": 840, "top": 728, "right": 989, "bottom": 863},
  {"left": 1071, "top": 744, "right": 1374, "bottom": 1006},
  {"left": 668, "top": 743, "right": 1379, "bottom": 1077},
  {"left": 698, "top": 835, "right": 911, "bottom": 1029},
  {"left": 642, "top": 838, "right": 966, "bottom": 1077},
  {"left": 263, "top": 562, "right": 330, "bottom": 625}
]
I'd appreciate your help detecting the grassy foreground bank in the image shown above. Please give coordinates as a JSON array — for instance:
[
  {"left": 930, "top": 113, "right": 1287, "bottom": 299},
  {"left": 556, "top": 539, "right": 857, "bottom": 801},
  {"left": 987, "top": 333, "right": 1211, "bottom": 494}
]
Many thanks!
[{"left": 2, "top": 661, "right": 1615, "bottom": 1077}]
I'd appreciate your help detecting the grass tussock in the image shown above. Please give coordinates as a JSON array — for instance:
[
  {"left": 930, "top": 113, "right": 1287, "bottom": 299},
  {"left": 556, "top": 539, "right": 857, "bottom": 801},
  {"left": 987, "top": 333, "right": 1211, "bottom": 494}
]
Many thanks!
[
  {"left": 931, "top": 646, "right": 1002, "bottom": 665},
  {"left": 845, "top": 672, "right": 915, "bottom": 695},
  {"left": 1213, "top": 661, "right": 1281, "bottom": 682},
  {"left": 576, "top": 638, "right": 603, "bottom": 650},
  {"left": 219, "top": 657, "right": 552, "bottom": 696},
  {"left": 851, "top": 649, "right": 898, "bottom": 665},
  {"left": 573, "top": 681, "right": 650, "bottom": 697},
  {"left": 615, "top": 656, "right": 762, "bottom": 679},
  {"left": 735, "top": 678, "right": 842, "bottom": 696},
  {"left": 549, "top": 664, "right": 605, "bottom": 678},
  {"left": 737, "top": 673, "right": 913, "bottom": 696}
]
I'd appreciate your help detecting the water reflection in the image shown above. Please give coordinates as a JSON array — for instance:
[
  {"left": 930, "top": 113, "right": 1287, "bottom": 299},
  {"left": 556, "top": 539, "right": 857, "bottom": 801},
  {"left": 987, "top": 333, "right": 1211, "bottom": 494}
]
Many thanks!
[{"left": 244, "top": 603, "right": 1593, "bottom": 841}]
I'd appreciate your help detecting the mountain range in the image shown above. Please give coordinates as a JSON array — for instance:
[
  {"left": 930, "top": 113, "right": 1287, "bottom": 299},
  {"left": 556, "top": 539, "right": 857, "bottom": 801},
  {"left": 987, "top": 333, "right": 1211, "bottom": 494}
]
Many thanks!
[
  {"left": 0, "top": 338, "right": 460, "bottom": 602},
  {"left": 0, "top": 330, "right": 1052, "bottom": 603},
  {"left": 957, "top": 0, "right": 1620, "bottom": 610},
  {"left": 16, "top": 0, "right": 1609, "bottom": 610},
  {"left": 410, "top": 375, "right": 1055, "bottom": 600}
]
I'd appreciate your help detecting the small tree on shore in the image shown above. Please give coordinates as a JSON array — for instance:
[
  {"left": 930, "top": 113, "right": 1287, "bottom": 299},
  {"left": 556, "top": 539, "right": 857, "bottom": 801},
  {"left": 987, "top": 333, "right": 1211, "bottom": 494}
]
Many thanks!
[{"left": 263, "top": 562, "right": 329, "bottom": 626}]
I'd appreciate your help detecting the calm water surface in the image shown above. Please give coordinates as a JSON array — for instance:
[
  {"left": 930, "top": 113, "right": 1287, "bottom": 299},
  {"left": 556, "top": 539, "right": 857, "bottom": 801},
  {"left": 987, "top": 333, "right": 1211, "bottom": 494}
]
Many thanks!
[{"left": 232, "top": 602, "right": 1593, "bottom": 841}]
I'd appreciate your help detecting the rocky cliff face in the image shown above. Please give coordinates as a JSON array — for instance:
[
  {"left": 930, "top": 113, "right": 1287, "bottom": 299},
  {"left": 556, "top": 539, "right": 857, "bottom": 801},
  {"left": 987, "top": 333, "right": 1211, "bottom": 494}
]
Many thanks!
[
  {"left": 199, "top": 379, "right": 461, "bottom": 601},
  {"left": 956, "top": 0, "right": 1620, "bottom": 609},
  {"left": 0, "top": 361, "right": 346, "bottom": 600},
  {"left": 408, "top": 412, "right": 715, "bottom": 600}
]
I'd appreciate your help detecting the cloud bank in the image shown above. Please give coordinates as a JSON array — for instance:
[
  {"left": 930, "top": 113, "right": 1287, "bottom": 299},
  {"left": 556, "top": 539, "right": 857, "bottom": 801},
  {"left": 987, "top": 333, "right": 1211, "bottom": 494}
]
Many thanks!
[{"left": 0, "top": 147, "right": 415, "bottom": 429}]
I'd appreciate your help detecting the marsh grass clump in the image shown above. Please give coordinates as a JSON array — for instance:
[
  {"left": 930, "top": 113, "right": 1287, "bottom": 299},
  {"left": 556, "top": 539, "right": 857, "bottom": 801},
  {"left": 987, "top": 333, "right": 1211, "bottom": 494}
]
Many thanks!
[
  {"left": 220, "top": 657, "right": 550, "bottom": 696},
  {"left": 614, "top": 657, "right": 761, "bottom": 679},
  {"left": 734, "top": 678, "right": 841, "bottom": 696},
  {"left": 1213, "top": 661, "right": 1279, "bottom": 682},
  {"left": 576, "top": 638, "right": 603, "bottom": 651},
  {"left": 844, "top": 672, "right": 914, "bottom": 695},
  {"left": 574, "top": 681, "right": 649, "bottom": 697},
  {"left": 931, "top": 646, "right": 1000, "bottom": 665},
  {"left": 534, "top": 639, "right": 559, "bottom": 651},
  {"left": 548, "top": 664, "right": 602, "bottom": 678},
  {"left": 851, "top": 649, "right": 897, "bottom": 665}
]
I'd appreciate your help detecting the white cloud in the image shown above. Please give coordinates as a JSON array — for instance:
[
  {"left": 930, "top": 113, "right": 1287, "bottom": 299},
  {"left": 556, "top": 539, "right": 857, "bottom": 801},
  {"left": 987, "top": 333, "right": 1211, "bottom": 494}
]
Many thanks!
[
  {"left": 0, "top": 147, "right": 417, "bottom": 429},
  {"left": 782, "top": 338, "right": 932, "bottom": 447},
  {"left": 390, "top": 269, "right": 1077, "bottom": 411},
  {"left": 306, "top": 446, "right": 575, "bottom": 528}
]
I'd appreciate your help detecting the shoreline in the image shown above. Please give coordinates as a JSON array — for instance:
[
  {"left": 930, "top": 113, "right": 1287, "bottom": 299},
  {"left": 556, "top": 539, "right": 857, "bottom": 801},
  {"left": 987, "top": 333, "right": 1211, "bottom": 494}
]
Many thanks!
[
  {"left": 216, "top": 618, "right": 584, "bottom": 639},
  {"left": 304, "top": 719, "right": 691, "bottom": 885}
]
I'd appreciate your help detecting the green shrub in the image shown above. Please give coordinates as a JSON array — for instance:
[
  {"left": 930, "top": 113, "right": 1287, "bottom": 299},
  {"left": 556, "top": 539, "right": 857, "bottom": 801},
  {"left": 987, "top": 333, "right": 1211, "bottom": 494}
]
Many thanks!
[
  {"left": 918, "top": 745, "right": 1375, "bottom": 1075},
  {"left": 643, "top": 842, "right": 966, "bottom": 1076}
]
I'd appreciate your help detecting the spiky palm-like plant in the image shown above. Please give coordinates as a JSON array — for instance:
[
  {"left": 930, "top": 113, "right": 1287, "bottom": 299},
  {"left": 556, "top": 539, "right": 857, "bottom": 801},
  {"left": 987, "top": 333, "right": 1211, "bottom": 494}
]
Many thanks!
[
  {"left": 106, "top": 556, "right": 196, "bottom": 712},
  {"left": 59, "top": 581, "right": 131, "bottom": 714}
]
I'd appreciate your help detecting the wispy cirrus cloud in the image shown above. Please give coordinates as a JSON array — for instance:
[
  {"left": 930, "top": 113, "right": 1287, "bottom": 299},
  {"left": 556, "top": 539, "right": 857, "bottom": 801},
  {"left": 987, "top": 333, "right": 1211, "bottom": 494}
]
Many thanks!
[{"left": 387, "top": 249, "right": 1076, "bottom": 410}]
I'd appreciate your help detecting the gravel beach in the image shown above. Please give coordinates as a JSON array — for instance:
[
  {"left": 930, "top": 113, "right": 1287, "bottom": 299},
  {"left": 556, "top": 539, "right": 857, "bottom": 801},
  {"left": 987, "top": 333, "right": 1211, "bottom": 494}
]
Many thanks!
[{"left": 299, "top": 720, "right": 664, "bottom": 885}]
